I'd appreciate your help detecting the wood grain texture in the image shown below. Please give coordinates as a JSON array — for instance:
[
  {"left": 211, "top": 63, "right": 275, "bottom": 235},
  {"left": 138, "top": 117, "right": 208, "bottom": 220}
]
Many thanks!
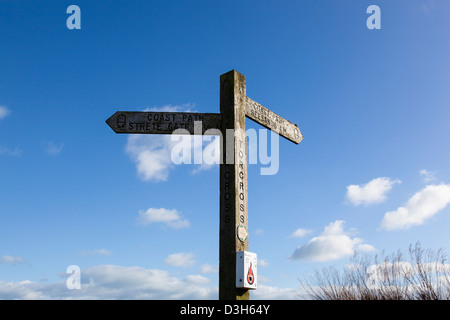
[
  {"left": 219, "top": 70, "right": 250, "bottom": 300},
  {"left": 106, "top": 111, "right": 221, "bottom": 135},
  {"left": 245, "top": 97, "right": 303, "bottom": 144}
]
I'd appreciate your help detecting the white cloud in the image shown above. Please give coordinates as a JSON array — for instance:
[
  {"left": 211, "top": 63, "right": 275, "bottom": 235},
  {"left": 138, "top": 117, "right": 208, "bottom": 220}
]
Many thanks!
[
  {"left": 137, "top": 208, "right": 190, "bottom": 229},
  {"left": 125, "top": 105, "right": 194, "bottom": 182},
  {"left": 1, "top": 255, "right": 25, "bottom": 265},
  {"left": 184, "top": 274, "right": 210, "bottom": 285},
  {"left": 289, "top": 228, "right": 313, "bottom": 238},
  {"left": 199, "top": 263, "right": 218, "bottom": 274},
  {"left": 346, "top": 177, "right": 401, "bottom": 206},
  {"left": 0, "top": 280, "right": 44, "bottom": 299},
  {"left": 254, "top": 229, "right": 264, "bottom": 235},
  {"left": 420, "top": 0, "right": 436, "bottom": 14},
  {"left": 356, "top": 244, "right": 377, "bottom": 252},
  {"left": 124, "top": 104, "right": 219, "bottom": 182},
  {"left": 165, "top": 252, "right": 196, "bottom": 268},
  {"left": 0, "top": 263, "right": 305, "bottom": 300},
  {"left": 258, "top": 259, "right": 269, "bottom": 267},
  {"left": 251, "top": 284, "right": 301, "bottom": 300},
  {"left": 380, "top": 184, "right": 450, "bottom": 230},
  {"left": 146, "top": 104, "right": 194, "bottom": 113},
  {"left": 0, "top": 264, "right": 217, "bottom": 299},
  {"left": 79, "top": 249, "right": 112, "bottom": 256},
  {"left": 0, "top": 106, "right": 10, "bottom": 120},
  {"left": 290, "top": 220, "right": 375, "bottom": 262},
  {"left": 419, "top": 169, "right": 437, "bottom": 183},
  {"left": 43, "top": 141, "right": 64, "bottom": 155},
  {"left": 125, "top": 134, "right": 174, "bottom": 182},
  {"left": 0, "top": 146, "right": 22, "bottom": 157}
]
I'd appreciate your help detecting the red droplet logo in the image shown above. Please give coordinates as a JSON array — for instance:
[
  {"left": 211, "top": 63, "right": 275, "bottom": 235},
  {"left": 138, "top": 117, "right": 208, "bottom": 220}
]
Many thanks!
[{"left": 247, "top": 262, "right": 254, "bottom": 285}]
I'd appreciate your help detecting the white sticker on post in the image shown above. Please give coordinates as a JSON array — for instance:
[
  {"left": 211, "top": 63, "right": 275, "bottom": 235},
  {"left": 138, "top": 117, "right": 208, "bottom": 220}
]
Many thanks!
[{"left": 236, "top": 251, "right": 257, "bottom": 289}]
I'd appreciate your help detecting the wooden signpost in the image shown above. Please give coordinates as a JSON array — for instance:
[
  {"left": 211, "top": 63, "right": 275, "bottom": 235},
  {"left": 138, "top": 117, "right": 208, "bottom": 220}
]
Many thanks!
[{"left": 106, "top": 70, "right": 303, "bottom": 300}]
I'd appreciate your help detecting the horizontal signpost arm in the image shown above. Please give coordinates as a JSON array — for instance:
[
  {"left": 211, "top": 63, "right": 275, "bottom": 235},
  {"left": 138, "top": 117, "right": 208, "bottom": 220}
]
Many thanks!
[
  {"left": 244, "top": 97, "right": 303, "bottom": 144},
  {"left": 106, "top": 111, "right": 221, "bottom": 135}
]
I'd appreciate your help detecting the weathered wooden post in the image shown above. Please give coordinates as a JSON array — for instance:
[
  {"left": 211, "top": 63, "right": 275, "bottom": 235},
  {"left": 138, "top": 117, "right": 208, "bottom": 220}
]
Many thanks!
[{"left": 219, "top": 70, "right": 250, "bottom": 300}]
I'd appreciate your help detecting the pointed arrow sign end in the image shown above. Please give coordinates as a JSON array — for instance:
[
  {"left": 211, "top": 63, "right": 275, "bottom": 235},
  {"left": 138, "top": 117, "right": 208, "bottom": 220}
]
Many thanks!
[{"left": 105, "top": 112, "right": 121, "bottom": 133}]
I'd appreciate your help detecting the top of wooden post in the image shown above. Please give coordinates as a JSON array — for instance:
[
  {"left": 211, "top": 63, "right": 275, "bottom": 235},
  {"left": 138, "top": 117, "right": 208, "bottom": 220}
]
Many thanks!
[{"left": 221, "top": 70, "right": 303, "bottom": 144}]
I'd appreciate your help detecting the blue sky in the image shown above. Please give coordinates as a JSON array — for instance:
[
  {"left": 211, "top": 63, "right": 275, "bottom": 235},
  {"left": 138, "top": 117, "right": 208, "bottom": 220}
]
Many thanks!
[{"left": 1, "top": 0, "right": 450, "bottom": 299}]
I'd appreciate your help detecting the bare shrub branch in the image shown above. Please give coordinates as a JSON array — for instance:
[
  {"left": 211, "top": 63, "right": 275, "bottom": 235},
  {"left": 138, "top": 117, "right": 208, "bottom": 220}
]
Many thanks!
[{"left": 299, "top": 242, "right": 450, "bottom": 300}]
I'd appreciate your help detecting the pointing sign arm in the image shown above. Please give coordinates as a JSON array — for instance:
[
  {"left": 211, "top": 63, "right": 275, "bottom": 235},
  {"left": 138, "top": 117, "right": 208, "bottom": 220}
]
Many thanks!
[
  {"left": 244, "top": 97, "right": 303, "bottom": 144},
  {"left": 106, "top": 111, "right": 221, "bottom": 135}
]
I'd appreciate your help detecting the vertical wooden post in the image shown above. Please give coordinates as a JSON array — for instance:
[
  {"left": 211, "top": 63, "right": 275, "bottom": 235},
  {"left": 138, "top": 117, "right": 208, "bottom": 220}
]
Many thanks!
[{"left": 219, "top": 70, "right": 249, "bottom": 300}]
